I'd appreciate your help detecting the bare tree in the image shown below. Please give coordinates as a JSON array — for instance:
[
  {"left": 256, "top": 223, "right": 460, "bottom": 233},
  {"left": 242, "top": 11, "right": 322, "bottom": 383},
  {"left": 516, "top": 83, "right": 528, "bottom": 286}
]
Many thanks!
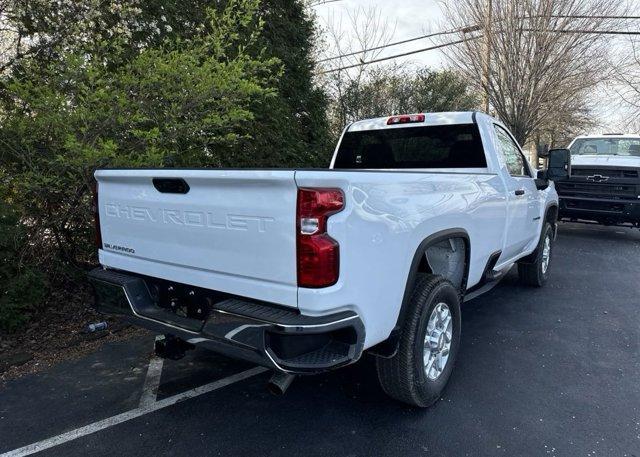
[
  {"left": 533, "top": 97, "right": 596, "bottom": 151},
  {"left": 442, "top": 0, "right": 625, "bottom": 146},
  {"left": 316, "top": 5, "right": 397, "bottom": 135},
  {"left": 613, "top": 37, "right": 640, "bottom": 128}
]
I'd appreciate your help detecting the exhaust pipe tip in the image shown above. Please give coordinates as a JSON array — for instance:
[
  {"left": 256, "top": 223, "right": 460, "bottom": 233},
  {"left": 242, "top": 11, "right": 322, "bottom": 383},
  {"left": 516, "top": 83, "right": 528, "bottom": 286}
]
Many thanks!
[{"left": 267, "top": 371, "right": 296, "bottom": 395}]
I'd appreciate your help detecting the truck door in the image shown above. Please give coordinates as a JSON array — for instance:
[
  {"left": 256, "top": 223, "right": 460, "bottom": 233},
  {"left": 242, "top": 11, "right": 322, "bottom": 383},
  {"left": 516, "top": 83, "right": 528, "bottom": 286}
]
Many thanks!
[{"left": 493, "top": 125, "right": 541, "bottom": 260}]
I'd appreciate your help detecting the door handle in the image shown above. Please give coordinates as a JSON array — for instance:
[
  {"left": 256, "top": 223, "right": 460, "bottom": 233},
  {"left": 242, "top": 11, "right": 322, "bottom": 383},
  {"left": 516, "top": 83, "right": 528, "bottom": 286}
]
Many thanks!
[
  {"left": 514, "top": 189, "right": 525, "bottom": 196},
  {"left": 153, "top": 178, "right": 190, "bottom": 194}
]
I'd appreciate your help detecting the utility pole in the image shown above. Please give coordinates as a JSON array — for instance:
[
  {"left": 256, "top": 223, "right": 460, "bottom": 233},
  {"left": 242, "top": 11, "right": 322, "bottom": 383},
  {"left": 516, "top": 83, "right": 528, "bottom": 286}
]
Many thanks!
[{"left": 483, "top": 0, "right": 492, "bottom": 114}]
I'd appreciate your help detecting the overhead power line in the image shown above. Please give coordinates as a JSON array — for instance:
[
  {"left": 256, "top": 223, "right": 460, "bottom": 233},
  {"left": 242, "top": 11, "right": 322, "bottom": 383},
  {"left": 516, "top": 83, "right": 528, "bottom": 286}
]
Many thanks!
[
  {"left": 309, "top": 0, "right": 342, "bottom": 6},
  {"left": 318, "top": 26, "right": 640, "bottom": 75},
  {"left": 525, "top": 28, "right": 640, "bottom": 36},
  {"left": 318, "top": 26, "right": 479, "bottom": 63},
  {"left": 318, "top": 35, "right": 483, "bottom": 74},
  {"left": 320, "top": 15, "right": 640, "bottom": 64},
  {"left": 548, "top": 15, "right": 640, "bottom": 20}
]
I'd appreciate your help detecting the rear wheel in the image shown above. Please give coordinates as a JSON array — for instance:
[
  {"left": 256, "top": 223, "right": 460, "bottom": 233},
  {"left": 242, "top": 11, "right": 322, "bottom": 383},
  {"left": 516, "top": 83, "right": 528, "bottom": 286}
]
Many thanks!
[
  {"left": 376, "top": 275, "right": 461, "bottom": 407},
  {"left": 518, "top": 222, "right": 553, "bottom": 287}
]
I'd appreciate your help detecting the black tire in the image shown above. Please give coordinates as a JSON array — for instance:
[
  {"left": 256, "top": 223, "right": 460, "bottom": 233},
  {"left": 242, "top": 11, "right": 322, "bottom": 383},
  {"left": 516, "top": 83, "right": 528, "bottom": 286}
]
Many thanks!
[
  {"left": 376, "top": 275, "right": 461, "bottom": 408},
  {"left": 517, "top": 222, "right": 554, "bottom": 287}
]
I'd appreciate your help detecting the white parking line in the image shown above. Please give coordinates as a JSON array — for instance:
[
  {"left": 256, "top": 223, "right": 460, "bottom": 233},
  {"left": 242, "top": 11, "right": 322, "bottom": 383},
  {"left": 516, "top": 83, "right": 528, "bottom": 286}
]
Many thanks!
[
  {"left": 138, "top": 336, "right": 165, "bottom": 408},
  {"left": 1, "top": 366, "right": 268, "bottom": 457},
  {"left": 138, "top": 355, "right": 164, "bottom": 408}
]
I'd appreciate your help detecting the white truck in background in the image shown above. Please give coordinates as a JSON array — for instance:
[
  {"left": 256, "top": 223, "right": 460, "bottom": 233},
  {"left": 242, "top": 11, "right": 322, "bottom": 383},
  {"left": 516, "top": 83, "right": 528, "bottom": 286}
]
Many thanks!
[
  {"left": 555, "top": 134, "right": 640, "bottom": 228},
  {"left": 89, "top": 112, "right": 568, "bottom": 407}
]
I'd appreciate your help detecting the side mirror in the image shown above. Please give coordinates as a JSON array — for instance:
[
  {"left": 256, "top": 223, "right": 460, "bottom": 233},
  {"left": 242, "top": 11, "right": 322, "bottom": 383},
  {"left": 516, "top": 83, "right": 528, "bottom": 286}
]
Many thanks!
[
  {"left": 535, "top": 170, "right": 549, "bottom": 190},
  {"left": 546, "top": 148, "right": 571, "bottom": 180}
]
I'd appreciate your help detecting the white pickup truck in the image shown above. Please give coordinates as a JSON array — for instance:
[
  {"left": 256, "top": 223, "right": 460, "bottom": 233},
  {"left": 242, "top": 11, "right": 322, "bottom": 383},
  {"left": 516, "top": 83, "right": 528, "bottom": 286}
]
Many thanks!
[
  {"left": 89, "top": 112, "right": 568, "bottom": 407},
  {"left": 555, "top": 134, "right": 640, "bottom": 228}
]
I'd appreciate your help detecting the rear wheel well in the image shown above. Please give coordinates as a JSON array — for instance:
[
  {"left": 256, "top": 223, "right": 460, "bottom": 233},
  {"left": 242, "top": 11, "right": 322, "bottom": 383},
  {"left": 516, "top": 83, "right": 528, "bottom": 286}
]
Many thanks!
[
  {"left": 410, "top": 233, "right": 470, "bottom": 300},
  {"left": 419, "top": 237, "right": 467, "bottom": 291},
  {"left": 368, "top": 230, "right": 469, "bottom": 358},
  {"left": 416, "top": 255, "right": 431, "bottom": 274}
]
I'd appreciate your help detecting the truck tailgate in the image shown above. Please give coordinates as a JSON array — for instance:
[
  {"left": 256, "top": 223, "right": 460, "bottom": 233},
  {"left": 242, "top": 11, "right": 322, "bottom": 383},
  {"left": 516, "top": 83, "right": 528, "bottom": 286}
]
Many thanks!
[{"left": 95, "top": 169, "right": 298, "bottom": 307}]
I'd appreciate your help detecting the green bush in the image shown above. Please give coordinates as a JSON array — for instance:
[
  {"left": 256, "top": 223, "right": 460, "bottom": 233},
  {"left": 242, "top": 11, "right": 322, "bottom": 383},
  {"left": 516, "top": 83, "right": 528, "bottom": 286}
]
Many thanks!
[
  {"left": 0, "top": 0, "right": 283, "bottom": 275},
  {"left": 0, "top": 0, "right": 330, "bottom": 331},
  {"left": 0, "top": 270, "right": 47, "bottom": 333},
  {"left": 0, "top": 201, "right": 46, "bottom": 332}
]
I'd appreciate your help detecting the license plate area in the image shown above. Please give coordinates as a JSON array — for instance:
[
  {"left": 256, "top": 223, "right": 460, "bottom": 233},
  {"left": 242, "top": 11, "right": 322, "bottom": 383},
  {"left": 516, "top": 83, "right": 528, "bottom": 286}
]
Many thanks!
[{"left": 145, "top": 276, "right": 230, "bottom": 322}]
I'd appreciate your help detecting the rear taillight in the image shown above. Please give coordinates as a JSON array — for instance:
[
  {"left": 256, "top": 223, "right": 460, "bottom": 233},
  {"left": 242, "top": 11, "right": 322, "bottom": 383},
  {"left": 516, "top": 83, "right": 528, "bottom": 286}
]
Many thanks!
[
  {"left": 296, "top": 188, "right": 344, "bottom": 288},
  {"left": 93, "top": 180, "right": 102, "bottom": 249},
  {"left": 387, "top": 113, "right": 425, "bottom": 125}
]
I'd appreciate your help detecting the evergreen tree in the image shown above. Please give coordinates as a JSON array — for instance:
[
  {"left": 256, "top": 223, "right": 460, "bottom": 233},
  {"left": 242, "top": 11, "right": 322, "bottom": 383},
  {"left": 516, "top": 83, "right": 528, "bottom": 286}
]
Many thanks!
[{"left": 250, "top": 0, "right": 331, "bottom": 167}]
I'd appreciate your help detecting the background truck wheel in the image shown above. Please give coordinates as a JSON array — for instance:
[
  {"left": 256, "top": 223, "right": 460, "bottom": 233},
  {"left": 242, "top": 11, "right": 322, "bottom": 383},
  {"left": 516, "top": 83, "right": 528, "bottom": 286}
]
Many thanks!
[
  {"left": 376, "top": 275, "right": 461, "bottom": 408},
  {"left": 518, "top": 222, "right": 554, "bottom": 287}
]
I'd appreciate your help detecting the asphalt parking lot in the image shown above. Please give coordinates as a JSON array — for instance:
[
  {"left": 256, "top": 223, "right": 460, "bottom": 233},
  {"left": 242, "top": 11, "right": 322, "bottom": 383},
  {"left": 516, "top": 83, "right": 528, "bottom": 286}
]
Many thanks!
[{"left": 1, "top": 222, "right": 639, "bottom": 457}]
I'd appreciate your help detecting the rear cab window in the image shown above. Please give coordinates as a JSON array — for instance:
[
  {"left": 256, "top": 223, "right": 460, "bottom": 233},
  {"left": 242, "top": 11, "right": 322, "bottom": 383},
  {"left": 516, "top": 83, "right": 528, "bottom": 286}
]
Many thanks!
[{"left": 333, "top": 124, "right": 487, "bottom": 170}]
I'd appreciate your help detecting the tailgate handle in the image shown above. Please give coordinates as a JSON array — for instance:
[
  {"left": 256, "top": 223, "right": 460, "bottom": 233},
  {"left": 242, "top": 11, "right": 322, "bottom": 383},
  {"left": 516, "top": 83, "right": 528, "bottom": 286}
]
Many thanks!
[{"left": 153, "top": 178, "right": 190, "bottom": 194}]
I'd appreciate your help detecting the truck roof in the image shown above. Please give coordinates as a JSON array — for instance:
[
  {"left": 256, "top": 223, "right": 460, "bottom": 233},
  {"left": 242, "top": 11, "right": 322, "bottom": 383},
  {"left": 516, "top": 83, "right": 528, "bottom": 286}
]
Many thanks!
[{"left": 348, "top": 112, "right": 477, "bottom": 132}]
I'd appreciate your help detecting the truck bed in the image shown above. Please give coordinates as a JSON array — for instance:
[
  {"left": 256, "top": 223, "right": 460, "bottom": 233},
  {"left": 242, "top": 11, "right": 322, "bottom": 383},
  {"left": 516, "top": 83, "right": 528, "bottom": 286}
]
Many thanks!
[{"left": 97, "top": 167, "right": 507, "bottom": 339}]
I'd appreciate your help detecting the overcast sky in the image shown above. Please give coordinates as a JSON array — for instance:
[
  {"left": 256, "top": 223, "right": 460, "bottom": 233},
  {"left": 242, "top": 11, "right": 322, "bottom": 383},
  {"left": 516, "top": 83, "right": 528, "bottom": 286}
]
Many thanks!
[
  {"left": 314, "top": 0, "right": 450, "bottom": 70},
  {"left": 312, "top": 0, "right": 639, "bottom": 135}
]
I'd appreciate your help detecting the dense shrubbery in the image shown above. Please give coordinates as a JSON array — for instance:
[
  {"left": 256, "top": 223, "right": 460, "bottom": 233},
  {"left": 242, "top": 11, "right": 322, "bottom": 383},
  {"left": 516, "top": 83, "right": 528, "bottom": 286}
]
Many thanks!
[
  {"left": 0, "top": 200, "right": 46, "bottom": 332},
  {"left": 0, "top": 0, "right": 329, "bottom": 331}
]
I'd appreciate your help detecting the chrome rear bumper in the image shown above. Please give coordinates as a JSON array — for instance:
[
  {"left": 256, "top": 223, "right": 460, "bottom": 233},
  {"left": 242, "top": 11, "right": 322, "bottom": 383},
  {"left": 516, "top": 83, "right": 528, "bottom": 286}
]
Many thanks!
[{"left": 88, "top": 268, "right": 365, "bottom": 374}]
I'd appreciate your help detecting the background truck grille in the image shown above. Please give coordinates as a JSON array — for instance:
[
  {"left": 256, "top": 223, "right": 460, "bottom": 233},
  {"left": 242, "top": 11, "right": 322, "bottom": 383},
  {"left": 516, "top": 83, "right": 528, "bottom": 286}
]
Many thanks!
[
  {"left": 556, "top": 181, "right": 638, "bottom": 199},
  {"left": 571, "top": 168, "right": 639, "bottom": 179}
]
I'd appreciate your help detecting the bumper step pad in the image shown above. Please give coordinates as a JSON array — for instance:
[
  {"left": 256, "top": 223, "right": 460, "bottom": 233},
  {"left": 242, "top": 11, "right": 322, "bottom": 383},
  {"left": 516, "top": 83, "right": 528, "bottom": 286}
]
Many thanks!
[{"left": 215, "top": 298, "right": 358, "bottom": 327}]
